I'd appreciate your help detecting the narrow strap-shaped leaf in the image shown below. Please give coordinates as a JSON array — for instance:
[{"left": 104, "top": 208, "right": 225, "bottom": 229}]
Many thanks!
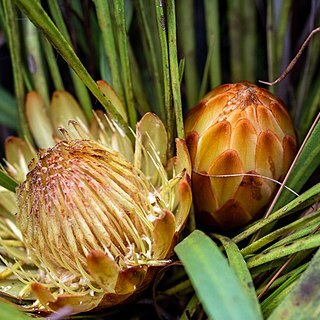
[
  {"left": 266, "top": 0, "right": 275, "bottom": 94},
  {"left": 268, "top": 248, "right": 320, "bottom": 320},
  {"left": 233, "top": 183, "right": 320, "bottom": 244},
  {"left": 167, "top": 0, "right": 184, "bottom": 139},
  {"left": 136, "top": 0, "right": 164, "bottom": 116},
  {"left": 154, "top": 0, "right": 174, "bottom": 156},
  {"left": 215, "top": 234, "right": 263, "bottom": 319},
  {"left": 14, "top": 0, "right": 129, "bottom": 133},
  {"left": 47, "top": 0, "right": 93, "bottom": 120},
  {"left": 41, "top": 37, "right": 64, "bottom": 90},
  {"left": 227, "top": 0, "right": 256, "bottom": 82},
  {"left": 24, "top": 17, "right": 50, "bottom": 107},
  {"left": 176, "top": 0, "right": 199, "bottom": 109},
  {"left": 274, "top": 116, "right": 320, "bottom": 210},
  {"left": 246, "top": 232, "right": 320, "bottom": 269},
  {"left": 2, "top": 0, "right": 31, "bottom": 139},
  {"left": 94, "top": 0, "right": 125, "bottom": 103},
  {"left": 0, "top": 301, "right": 31, "bottom": 319},
  {"left": 0, "top": 86, "right": 18, "bottom": 129},
  {"left": 180, "top": 294, "right": 199, "bottom": 320},
  {"left": 0, "top": 171, "right": 18, "bottom": 192},
  {"left": 241, "top": 209, "right": 320, "bottom": 256},
  {"left": 128, "top": 44, "right": 150, "bottom": 115},
  {"left": 113, "top": 0, "right": 137, "bottom": 128},
  {"left": 175, "top": 230, "right": 259, "bottom": 320},
  {"left": 204, "top": 0, "right": 221, "bottom": 87}
]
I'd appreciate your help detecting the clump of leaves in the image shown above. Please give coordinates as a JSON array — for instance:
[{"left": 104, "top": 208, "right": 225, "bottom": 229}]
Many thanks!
[{"left": 0, "top": 1, "right": 319, "bottom": 319}]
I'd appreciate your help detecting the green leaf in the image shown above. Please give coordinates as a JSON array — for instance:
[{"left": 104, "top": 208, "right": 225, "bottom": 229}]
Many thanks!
[
  {"left": 94, "top": 0, "right": 124, "bottom": 102},
  {"left": 204, "top": 0, "right": 221, "bottom": 87},
  {"left": 268, "top": 248, "right": 320, "bottom": 320},
  {"left": 2, "top": 0, "right": 31, "bottom": 139},
  {"left": 0, "top": 171, "right": 18, "bottom": 192},
  {"left": 24, "top": 16, "right": 50, "bottom": 107},
  {"left": 14, "top": 0, "right": 128, "bottom": 132},
  {"left": 167, "top": 0, "right": 184, "bottom": 139},
  {"left": 0, "top": 301, "right": 31, "bottom": 319},
  {"left": 113, "top": 0, "right": 137, "bottom": 128},
  {"left": 176, "top": 0, "right": 199, "bottom": 109},
  {"left": 246, "top": 231, "right": 320, "bottom": 269},
  {"left": 153, "top": 0, "right": 174, "bottom": 156},
  {"left": 215, "top": 235, "right": 262, "bottom": 318},
  {"left": 136, "top": 0, "right": 164, "bottom": 117},
  {"left": 0, "top": 87, "right": 18, "bottom": 130},
  {"left": 275, "top": 116, "right": 320, "bottom": 210},
  {"left": 233, "top": 183, "right": 320, "bottom": 244},
  {"left": 47, "top": 0, "right": 93, "bottom": 120},
  {"left": 175, "top": 230, "right": 260, "bottom": 320}
]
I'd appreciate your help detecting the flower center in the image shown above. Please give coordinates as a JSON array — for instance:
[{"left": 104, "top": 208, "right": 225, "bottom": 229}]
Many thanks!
[{"left": 17, "top": 139, "right": 155, "bottom": 282}]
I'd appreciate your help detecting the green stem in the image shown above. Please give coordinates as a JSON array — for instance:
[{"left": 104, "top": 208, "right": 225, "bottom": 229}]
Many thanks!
[
  {"left": 241, "top": 1, "right": 256, "bottom": 81},
  {"left": 199, "top": 38, "right": 215, "bottom": 100},
  {"left": 24, "top": 17, "right": 50, "bottom": 107},
  {"left": 241, "top": 209, "right": 320, "bottom": 256},
  {"left": 227, "top": 0, "right": 256, "bottom": 82},
  {"left": 137, "top": 0, "right": 164, "bottom": 117},
  {"left": 260, "top": 281, "right": 296, "bottom": 318},
  {"left": 256, "top": 262, "right": 308, "bottom": 295},
  {"left": 204, "top": 0, "right": 221, "bottom": 87},
  {"left": 176, "top": 0, "right": 199, "bottom": 109},
  {"left": 41, "top": 37, "right": 64, "bottom": 90},
  {"left": 15, "top": 0, "right": 129, "bottom": 133},
  {"left": 227, "top": 0, "right": 242, "bottom": 81},
  {"left": 167, "top": 0, "right": 184, "bottom": 139},
  {"left": 275, "top": 0, "right": 291, "bottom": 73},
  {"left": 0, "top": 171, "right": 18, "bottom": 192},
  {"left": 180, "top": 294, "right": 200, "bottom": 320},
  {"left": 47, "top": 0, "right": 93, "bottom": 121},
  {"left": 154, "top": 0, "right": 173, "bottom": 156},
  {"left": 94, "top": 0, "right": 125, "bottom": 103},
  {"left": 246, "top": 232, "right": 320, "bottom": 269},
  {"left": 113, "top": 0, "right": 137, "bottom": 128},
  {"left": 2, "top": 0, "right": 31, "bottom": 140},
  {"left": 266, "top": 0, "right": 275, "bottom": 93},
  {"left": 163, "top": 279, "right": 192, "bottom": 295},
  {"left": 232, "top": 183, "right": 320, "bottom": 244},
  {"left": 128, "top": 44, "right": 150, "bottom": 115}
]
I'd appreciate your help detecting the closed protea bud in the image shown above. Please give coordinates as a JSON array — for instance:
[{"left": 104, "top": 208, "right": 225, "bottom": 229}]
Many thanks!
[{"left": 185, "top": 82, "right": 297, "bottom": 231}]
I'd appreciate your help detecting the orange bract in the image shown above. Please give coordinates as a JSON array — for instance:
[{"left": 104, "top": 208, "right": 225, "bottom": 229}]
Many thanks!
[{"left": 185, "top": 82, "right": 297, "bottom": 231}]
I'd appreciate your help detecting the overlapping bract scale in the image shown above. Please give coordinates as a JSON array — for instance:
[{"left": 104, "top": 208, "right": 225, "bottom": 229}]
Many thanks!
[{"left": 185, "top": 82, "right": 297, "bottom": 230}]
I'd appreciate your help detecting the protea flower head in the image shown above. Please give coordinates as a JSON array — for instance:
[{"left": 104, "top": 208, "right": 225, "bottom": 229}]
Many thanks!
[
  {"left": 0, "top": 86, "right": 192, "bottom": 314},
  {"left": 185, "top": 82, "right": 297, "bottom": 231}
]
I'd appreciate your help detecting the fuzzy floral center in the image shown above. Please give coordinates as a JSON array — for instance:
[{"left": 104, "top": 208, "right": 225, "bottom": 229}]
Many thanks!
[{"left": 17, "top": 139, "right": 159, "bottom": 282}]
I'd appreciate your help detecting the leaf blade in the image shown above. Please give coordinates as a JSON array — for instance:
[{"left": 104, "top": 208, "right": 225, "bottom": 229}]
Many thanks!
[
  {"left": 268, "top": 248, "right": 320, "bottom": 320},
  {"left": 215, "top": 234, "right": 262, "bottom": 318},
  {"left": 175, "top": 230, "right": 260, "bottom": 320}
]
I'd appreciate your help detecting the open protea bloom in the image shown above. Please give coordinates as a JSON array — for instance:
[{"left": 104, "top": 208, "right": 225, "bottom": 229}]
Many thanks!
[
  {"left": 0, "top": 86, "right": 192, "bottom": 314},
  {"left": 185, "top": 82, "right": 297, "bottom": 231}
]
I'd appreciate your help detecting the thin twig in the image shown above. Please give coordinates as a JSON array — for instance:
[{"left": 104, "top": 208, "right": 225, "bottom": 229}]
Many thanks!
[
  {"left": 258, "top": 255, "right": 295, "bottom": 300},
  {"left": 259, "top": 27, "right": 320, "bottom": 86}
]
